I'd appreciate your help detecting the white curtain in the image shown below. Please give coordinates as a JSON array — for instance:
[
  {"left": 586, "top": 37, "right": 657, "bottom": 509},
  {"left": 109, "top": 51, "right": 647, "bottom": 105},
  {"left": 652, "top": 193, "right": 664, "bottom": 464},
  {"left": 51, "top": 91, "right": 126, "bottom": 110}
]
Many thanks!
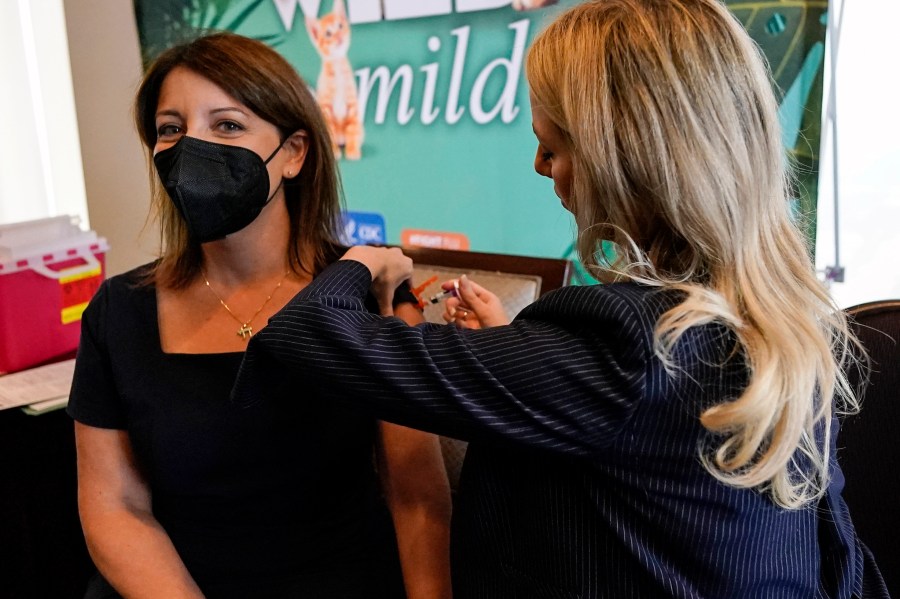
[{"left": 0, "top": 0, "right": 88, "bottom": 227}]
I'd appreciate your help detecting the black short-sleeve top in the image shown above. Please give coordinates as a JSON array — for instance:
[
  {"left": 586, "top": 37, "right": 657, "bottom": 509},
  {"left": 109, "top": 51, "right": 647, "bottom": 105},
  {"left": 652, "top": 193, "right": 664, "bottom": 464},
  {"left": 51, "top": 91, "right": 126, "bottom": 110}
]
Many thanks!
[{"left": 67, "top": 263, "right": 407, "bottom": 598}]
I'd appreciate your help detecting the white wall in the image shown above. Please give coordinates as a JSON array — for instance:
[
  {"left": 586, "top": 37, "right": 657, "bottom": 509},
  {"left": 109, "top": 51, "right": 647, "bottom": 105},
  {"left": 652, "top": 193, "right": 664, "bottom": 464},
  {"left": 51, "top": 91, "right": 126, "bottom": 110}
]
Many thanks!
[{"left": 63, "top": 0, "right": 156, "bottom": 276}]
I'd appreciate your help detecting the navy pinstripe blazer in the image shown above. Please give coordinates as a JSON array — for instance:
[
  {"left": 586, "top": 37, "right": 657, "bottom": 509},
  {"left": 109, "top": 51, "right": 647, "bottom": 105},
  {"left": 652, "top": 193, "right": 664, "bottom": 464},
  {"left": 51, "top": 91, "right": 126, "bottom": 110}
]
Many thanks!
[{"left": 233, "top": 260, "right": 871, "bottom": 598}]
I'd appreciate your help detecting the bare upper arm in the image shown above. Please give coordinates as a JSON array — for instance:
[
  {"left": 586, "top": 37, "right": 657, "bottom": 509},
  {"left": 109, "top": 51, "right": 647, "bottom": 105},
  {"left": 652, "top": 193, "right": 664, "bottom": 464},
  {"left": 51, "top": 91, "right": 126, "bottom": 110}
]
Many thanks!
[
  {"left": 377, "top": 301, "right": 449, "bottom": 503},
  {"left": 377, "top": 421, "right": 450, "bottom": 506},
  {"left": 74, "top": 422, "right": 152, "bottom": 518},
  {"left": 394, "top": 301, "right": 424, "bottom": 326}
]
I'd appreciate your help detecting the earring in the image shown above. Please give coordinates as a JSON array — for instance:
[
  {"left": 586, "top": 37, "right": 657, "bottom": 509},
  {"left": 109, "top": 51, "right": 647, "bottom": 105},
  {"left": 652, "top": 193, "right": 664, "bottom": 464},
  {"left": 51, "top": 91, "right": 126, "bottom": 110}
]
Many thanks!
[{"left": 287, "top": 171, "right": 293, "bottom": 177}]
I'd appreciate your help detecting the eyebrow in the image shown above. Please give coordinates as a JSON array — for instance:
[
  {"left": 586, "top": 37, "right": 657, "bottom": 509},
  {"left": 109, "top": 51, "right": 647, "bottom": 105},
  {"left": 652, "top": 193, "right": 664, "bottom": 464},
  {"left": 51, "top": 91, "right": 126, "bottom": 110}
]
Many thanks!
[
  {"left": 155, "top": 109, "right": 181, "bottom": 119},
  {"left": 210, "top": 106, "right": 249, "bottom": 116},
  {"left": 155, "top": 106, "right": 250, "bottom": 119}
]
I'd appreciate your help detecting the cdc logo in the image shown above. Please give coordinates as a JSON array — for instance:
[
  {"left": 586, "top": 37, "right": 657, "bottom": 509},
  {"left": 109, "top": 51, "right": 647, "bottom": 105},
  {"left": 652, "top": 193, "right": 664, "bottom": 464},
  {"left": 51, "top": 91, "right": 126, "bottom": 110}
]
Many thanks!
[{"left": 342, "top": 211, "right": 387, "bottom": 245}]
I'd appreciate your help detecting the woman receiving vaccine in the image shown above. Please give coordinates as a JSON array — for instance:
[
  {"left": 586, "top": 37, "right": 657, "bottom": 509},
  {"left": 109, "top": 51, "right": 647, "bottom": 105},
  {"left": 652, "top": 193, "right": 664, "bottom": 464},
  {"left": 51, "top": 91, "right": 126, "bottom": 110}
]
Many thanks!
[{"left": 68, "top": 33, "right": 451, "bottom": 599}]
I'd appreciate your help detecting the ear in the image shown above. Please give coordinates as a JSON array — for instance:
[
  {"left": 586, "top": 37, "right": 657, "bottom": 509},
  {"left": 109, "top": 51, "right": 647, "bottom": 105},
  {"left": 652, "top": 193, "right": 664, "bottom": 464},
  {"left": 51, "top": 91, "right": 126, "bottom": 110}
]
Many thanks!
[
  {"left": 333, "top": 0, "right": 345, "bottom": 18},
  {"left": 305, "top": 16, "right": 319, "bottom": 43},
  {"left": 282, "top": 130, "right": 309, "bottom": 179}
]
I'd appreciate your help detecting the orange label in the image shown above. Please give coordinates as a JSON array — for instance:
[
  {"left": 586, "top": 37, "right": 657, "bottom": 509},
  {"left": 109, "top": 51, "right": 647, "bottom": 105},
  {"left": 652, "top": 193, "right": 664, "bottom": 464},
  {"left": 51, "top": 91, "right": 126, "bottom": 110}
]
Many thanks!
[{"left": 401, "top": 229, "right": 470, "bottom": 250}]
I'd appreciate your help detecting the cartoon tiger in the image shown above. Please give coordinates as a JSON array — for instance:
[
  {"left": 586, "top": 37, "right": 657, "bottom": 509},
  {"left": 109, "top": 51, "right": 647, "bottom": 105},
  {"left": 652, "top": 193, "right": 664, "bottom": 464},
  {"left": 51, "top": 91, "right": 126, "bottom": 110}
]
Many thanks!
[{"left": 305, "top": 0, "right": 364, "bottom": 160}]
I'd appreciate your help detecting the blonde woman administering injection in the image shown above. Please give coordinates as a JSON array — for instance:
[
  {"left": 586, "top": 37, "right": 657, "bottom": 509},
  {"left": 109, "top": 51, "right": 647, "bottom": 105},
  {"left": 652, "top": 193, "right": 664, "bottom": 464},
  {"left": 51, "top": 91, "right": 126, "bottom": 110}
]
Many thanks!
[{"left": 234, "top": 1, "right": 888, "bottom": 597}]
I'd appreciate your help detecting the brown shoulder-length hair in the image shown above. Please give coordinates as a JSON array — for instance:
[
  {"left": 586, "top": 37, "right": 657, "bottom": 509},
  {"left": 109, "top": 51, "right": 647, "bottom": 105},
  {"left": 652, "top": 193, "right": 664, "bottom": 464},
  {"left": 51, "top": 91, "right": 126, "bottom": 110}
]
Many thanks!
[{"left": 134, "top": 32, "right": 343, "bottom": 289}]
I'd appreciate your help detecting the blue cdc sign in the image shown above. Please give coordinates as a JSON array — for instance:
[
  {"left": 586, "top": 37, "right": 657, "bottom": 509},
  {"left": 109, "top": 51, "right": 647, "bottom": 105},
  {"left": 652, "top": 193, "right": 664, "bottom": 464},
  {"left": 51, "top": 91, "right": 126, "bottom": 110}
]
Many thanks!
[{"left": 342, "top": 211, "right": 386, "bottom": 246}]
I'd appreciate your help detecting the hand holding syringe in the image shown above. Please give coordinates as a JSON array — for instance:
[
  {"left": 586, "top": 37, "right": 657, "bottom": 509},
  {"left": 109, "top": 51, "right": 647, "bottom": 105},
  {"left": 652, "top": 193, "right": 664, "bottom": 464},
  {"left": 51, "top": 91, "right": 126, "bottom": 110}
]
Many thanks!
[{"left": 437, "top": 275, "right": 510, "bottom": 329}]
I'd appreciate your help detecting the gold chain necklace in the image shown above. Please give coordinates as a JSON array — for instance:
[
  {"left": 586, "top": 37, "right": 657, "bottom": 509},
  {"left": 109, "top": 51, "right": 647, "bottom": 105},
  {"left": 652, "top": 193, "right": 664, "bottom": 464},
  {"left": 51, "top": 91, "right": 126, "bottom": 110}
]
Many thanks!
[{"left": 203, "top": 271, "right": 289, "bottom": 340}]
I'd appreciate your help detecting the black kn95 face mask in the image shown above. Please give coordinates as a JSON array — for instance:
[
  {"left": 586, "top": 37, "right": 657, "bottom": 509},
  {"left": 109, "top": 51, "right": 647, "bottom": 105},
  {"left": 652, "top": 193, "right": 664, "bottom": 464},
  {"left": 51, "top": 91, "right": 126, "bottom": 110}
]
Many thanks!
[{"left": 153, "top": 136, "right": 284, "bottom": 243}]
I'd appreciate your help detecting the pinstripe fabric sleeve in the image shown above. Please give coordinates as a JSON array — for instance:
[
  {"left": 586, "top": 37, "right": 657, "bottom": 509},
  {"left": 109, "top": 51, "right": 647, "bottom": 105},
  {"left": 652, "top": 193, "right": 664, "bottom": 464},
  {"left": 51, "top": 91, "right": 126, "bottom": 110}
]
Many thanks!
[{"left": 233, "top": 259, "right": 653, "bottom": 457}]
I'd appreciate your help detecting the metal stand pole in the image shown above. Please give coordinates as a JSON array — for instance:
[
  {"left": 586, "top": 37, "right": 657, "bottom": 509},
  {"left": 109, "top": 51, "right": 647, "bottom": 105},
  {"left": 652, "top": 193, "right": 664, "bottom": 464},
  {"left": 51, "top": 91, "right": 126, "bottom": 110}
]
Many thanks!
[{"left": 823, "top": 0, "right": 847, "bottom": 284}]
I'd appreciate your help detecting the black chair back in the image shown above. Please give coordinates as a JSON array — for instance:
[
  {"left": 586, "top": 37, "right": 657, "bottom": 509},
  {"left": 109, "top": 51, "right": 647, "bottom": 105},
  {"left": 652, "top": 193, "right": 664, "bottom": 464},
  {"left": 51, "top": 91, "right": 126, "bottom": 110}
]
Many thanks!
[{"left": 841, "top": 300, "right": 900, "bottom": 594}]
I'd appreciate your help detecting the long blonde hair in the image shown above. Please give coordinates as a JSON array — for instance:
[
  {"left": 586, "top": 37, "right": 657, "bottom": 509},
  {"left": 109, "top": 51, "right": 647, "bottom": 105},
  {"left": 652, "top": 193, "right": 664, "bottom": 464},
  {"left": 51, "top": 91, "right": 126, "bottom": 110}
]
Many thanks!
[{"left": 526, "top": 0, "right": 858, "bottom": 508}]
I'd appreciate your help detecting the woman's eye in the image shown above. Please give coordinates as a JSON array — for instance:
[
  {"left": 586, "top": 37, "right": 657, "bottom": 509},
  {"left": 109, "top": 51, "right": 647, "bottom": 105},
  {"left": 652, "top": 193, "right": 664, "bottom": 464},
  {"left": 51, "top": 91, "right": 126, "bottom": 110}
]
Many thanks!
[
  {"left": 217, "top": 121, "right": 244, "bottom": 134},
  {"left": 542, "top": 151, "right": 554, "bottom": 161},
  {"left": 156, "top": 124, "right": 182, "bottom": 138}
]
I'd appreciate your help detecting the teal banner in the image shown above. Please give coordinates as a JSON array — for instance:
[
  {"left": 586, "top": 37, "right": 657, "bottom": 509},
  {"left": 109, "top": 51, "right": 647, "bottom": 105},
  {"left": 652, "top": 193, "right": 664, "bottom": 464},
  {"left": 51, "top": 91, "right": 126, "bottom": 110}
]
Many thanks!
[{"left": 134, "top": 0, "right": 827, "bottom": 273}]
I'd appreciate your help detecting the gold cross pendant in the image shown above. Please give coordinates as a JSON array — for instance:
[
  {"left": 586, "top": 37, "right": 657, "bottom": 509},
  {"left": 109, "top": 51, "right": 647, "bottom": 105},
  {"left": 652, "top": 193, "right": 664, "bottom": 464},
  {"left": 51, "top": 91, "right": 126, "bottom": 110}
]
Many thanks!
[{"left": 237, "top": 324, "right": 253, "bottom": 339}]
